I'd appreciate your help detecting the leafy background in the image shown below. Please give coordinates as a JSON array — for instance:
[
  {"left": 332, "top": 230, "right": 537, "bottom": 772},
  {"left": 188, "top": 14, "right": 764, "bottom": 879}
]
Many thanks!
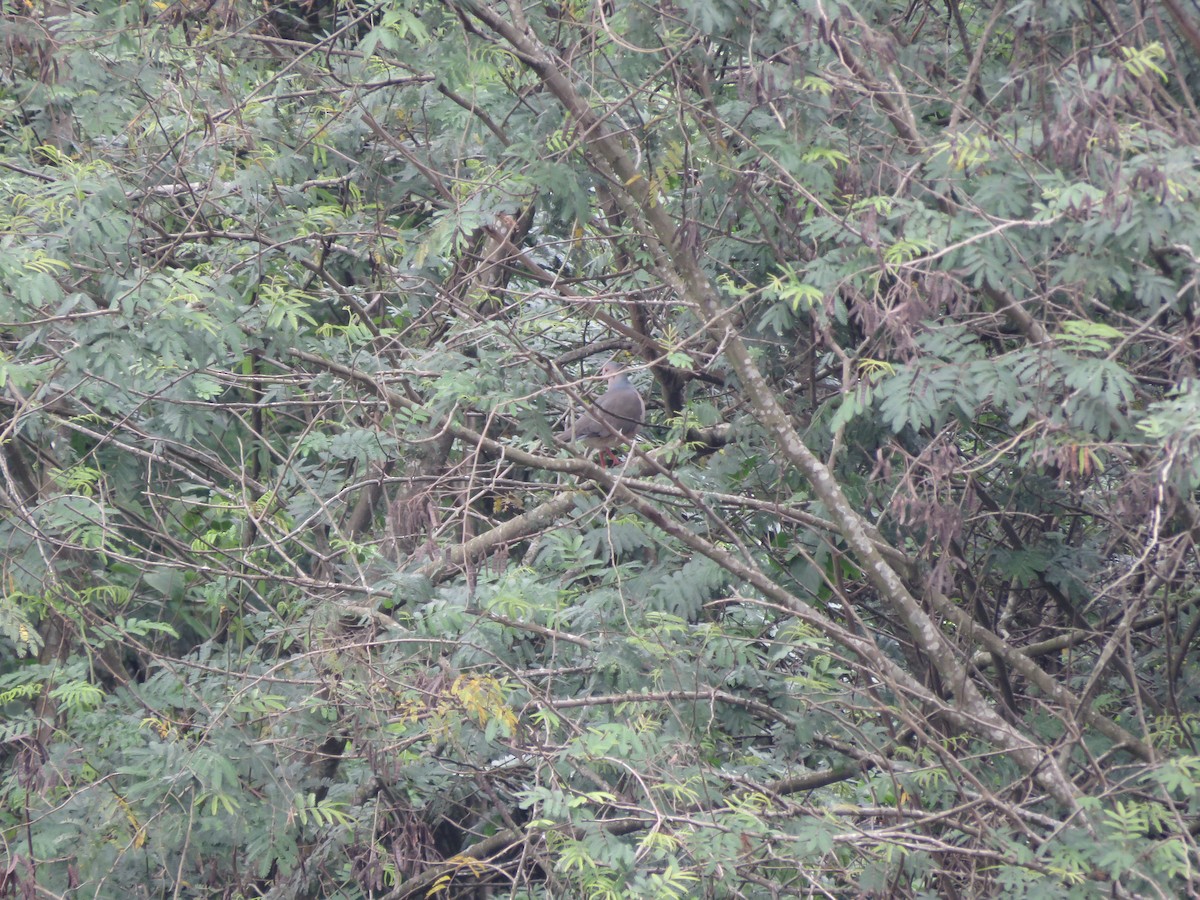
[{"left": 3, "top": 0, "right": 1200, "bottom": 896}]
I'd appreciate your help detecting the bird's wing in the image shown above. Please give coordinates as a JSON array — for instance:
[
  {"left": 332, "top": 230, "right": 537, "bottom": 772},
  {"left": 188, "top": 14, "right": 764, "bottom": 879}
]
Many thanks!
[
  {"left": 595, "top": 380, "right": 644, "bottom": 438},
  {"left": 560, "top": 372, "right": 644, "bottom": 444}
]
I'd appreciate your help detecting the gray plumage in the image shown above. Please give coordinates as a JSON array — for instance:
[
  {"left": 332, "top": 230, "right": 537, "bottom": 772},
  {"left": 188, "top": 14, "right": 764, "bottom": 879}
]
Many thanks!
[{"left": 561, "top": 361, "right": 644, "bottom": 451}]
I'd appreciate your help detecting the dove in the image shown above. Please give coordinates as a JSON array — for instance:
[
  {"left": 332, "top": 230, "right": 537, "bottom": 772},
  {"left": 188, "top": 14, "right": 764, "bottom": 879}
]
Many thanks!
[{"left": 560, "top": 361, "right": 644, "bottom": 463}]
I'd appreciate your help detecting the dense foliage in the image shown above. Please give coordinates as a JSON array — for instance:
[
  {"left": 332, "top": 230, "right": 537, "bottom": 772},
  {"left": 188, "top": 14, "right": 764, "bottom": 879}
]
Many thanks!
[{"left": 4, "top": 0, "right": 1200, "bottom": 896}]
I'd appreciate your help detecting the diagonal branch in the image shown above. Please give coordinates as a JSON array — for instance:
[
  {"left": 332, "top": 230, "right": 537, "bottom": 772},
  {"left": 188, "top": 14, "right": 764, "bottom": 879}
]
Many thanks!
[{"left": 439, "top": 0, "right": 1133, "bottom": 814}]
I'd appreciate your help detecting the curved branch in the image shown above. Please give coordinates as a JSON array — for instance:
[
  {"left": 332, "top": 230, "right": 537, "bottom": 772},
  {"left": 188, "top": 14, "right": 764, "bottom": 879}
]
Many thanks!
[{"left": 440, "top": 0, "right": 1133, "bottom": 814}]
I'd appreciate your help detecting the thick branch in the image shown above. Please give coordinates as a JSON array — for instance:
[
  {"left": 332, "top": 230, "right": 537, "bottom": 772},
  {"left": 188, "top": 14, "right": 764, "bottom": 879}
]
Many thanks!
[{"left": 445, "top": 0, "right": 1097, "bottom": 813}]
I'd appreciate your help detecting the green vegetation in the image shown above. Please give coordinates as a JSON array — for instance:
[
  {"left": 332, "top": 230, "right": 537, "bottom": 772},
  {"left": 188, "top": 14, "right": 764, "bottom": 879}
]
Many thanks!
[{"left": 3, "top": 0, "right": 1200, "bottom": 895}]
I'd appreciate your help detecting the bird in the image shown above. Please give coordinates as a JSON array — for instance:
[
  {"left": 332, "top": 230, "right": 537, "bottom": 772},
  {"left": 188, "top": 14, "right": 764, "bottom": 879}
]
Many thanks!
[{"left": 560, "top": 360, "right": 644, "bottom": 464}]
